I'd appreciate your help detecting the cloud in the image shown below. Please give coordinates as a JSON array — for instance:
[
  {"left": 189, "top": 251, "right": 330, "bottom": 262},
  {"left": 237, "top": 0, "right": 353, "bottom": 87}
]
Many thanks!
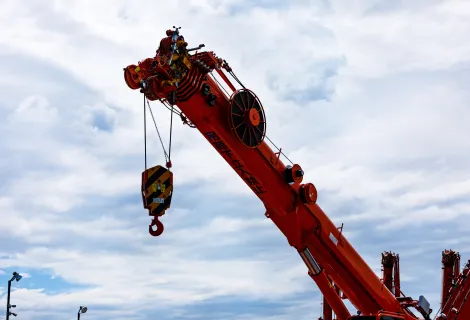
[{"left": 0, "top": 0, "right": 469, "bottom": 319}]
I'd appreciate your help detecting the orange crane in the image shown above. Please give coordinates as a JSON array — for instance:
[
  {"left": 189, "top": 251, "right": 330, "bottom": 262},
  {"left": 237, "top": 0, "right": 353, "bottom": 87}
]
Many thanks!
[
  {"left": 437, "top": 250, "right": 470, "bottom": 320},
  {"left": 123, "top": 27, "right": 469, "bottom": 320},
  {"left": 441, "top": 250, "right": 461, "bottom": 309},
  {"left": 382, "top": 251, "right": 401, "bottom": 298},
  {"left": 319, "top": 250, "right": 470, "bottom": 319}
]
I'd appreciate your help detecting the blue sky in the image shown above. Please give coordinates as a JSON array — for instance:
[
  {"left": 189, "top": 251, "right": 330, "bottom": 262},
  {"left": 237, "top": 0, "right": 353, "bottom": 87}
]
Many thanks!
[{"left": 0, "top": 0, "right": 470, "bottom": 319}]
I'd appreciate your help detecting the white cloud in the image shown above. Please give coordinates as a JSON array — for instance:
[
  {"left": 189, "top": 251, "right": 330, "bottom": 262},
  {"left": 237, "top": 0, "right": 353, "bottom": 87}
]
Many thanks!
[{"left": 0, "top": 0, "right": 469, "bottom": 319}]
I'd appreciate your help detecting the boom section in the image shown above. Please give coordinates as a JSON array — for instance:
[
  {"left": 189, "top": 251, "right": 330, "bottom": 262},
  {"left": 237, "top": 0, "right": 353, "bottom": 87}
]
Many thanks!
[
  {"left": 176, "top": 60, "right": 403, "bottom": 316},
  {"left": 123, "top": 38, "right": 409, "bottom": 317}
]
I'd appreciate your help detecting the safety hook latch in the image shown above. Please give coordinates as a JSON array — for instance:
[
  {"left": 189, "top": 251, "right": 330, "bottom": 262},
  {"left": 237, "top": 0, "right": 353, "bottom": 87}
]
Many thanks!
[{"left": 149, "top": 215, "right": 164, "bottom": 237}]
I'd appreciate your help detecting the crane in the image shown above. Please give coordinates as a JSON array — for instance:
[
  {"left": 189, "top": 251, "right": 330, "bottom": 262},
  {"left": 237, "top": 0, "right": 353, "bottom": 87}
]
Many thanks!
[
  {"left": 320, "top": 250, "right": 470, "bottom": 320},
  {"left": 437, "top": 250, "right": 470, "bottom": 320},
  {"left": 381, "top": 251, "right": 401, "bottom": 298},
  {"left": 123, "top": 27, "right": 469, "bottom": 320},
  {"left": 441, "top": 250, "right": 461, "bottom": 309}
]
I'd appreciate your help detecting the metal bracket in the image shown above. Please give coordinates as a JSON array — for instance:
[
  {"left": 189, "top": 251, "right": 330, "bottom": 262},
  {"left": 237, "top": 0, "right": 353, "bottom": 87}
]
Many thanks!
[
  {"left": 188, "top": 44, "right": 205, "bottom": 52},
  {"left": 337, "top": 223, "right": 344, "bottom": 245}
]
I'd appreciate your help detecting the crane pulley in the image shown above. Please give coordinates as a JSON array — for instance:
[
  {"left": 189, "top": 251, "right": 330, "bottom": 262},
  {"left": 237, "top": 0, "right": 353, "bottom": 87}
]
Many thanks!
[
  {"left": 141, "top": 89, "right": 175, "bottom": 236},
  {"left": 141, "top": 164, "right": 173, "bottom": 237},
  {"left": 138, "top": 45, "right": 197, "bottom": 236},
  {"left": 141, "top": 96, "right": 195, "bottom": 236}
]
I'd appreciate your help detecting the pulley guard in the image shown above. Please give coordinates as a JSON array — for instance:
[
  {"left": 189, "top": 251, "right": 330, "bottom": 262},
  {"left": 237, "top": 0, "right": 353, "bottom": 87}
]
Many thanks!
[
  {"left": 141, "top": 165, "right": 174, "bottom": 236},
  {"left": 229, "top": 89, "right": 266, "bottom": 148}
]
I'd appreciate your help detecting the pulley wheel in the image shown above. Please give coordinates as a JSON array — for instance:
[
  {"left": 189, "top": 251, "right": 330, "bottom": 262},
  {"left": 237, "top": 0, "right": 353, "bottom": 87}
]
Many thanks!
[
  {"left": 124, "top": 65, "right": 141, "bottom": 90},
  {"left": 229, "top": 89, "right": 266, "bottom": 148}
]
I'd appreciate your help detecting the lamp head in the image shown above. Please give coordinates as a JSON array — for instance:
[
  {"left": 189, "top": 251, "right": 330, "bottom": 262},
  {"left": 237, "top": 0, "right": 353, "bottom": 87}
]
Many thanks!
[
  {"left": 79, "top": 306, "right": 88, "bottom": 314},
  {"left": 11, "top": 272, "right": 22, "bottom": 282}
]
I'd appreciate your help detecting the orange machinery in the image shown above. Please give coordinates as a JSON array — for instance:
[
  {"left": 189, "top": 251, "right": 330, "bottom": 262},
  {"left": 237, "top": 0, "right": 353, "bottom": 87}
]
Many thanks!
[
  {"left": 438, "top": 250, "right": 470, "bottom": 320},
  {"left": 123, "top": 28, "right": 470, "bottom": 320},
  {"left": 321, "top": 250, "right": 470, "bottom": 320},
  {"left": 441, "top": 250, "right": 461, "bottom": 309}
]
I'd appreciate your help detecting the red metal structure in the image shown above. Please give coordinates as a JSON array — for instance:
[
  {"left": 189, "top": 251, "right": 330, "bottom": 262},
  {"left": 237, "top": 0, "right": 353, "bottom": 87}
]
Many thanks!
[
  {"left": 123, "top": 28, "right": 470, "bottom": 320},
  {"left": 382, "top": 251, "right": 401, "bottom": 298},
  {"left": 441, "top": 250, "right": 461, "bottom": 308},
  {"left": 437, "top": 251, "right": 469, "bottom": 320}
]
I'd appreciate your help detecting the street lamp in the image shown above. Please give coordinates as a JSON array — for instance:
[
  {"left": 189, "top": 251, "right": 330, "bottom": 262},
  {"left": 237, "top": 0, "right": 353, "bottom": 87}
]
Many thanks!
[
  {"left": 6, "top": 271, "right": 22, "bottom": 320},
  {"left": 77, "top": 306, "right": 88, "bottom": 319}
]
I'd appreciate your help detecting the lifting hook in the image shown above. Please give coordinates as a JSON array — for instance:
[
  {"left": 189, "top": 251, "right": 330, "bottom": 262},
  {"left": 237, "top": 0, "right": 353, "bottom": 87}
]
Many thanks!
[{"left": 149, "top": 215, "right": 164, "bottom": 237}]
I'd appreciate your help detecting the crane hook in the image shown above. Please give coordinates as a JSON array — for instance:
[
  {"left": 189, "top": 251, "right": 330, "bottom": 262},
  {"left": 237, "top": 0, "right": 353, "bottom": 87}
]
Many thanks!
[{"left": 149, "top": 215, "right": 164, "bottom": 237}]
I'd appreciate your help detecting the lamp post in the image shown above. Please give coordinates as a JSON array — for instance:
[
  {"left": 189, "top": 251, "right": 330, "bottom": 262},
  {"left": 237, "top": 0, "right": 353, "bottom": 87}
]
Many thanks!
[
  {"left": 6, "top": 271, "right": 22, "bottom": 319},
  {"left": 77, "top": 306, "right": 88, "bottom": 320}
]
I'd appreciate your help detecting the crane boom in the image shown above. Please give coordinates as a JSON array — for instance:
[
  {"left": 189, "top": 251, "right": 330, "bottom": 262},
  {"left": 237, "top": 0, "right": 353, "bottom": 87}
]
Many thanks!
[
  {"left": 123, "top": 28, "right": 442, "bottom": 320},
  {"left": 176, "top": 64, "right": 406, "bottom": 318}
]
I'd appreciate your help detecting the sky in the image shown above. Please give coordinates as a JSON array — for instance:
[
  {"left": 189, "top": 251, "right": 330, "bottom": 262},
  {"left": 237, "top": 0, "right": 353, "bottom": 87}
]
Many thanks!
[{"left": 0, "top": 0, "right": 469, "bottom": 319}]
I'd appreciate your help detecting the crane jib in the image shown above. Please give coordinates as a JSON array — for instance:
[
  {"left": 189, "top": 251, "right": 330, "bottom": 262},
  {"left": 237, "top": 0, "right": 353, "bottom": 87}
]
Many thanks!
[{"left": 121, "top": 27, "right": 456, "bottom": 320}]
